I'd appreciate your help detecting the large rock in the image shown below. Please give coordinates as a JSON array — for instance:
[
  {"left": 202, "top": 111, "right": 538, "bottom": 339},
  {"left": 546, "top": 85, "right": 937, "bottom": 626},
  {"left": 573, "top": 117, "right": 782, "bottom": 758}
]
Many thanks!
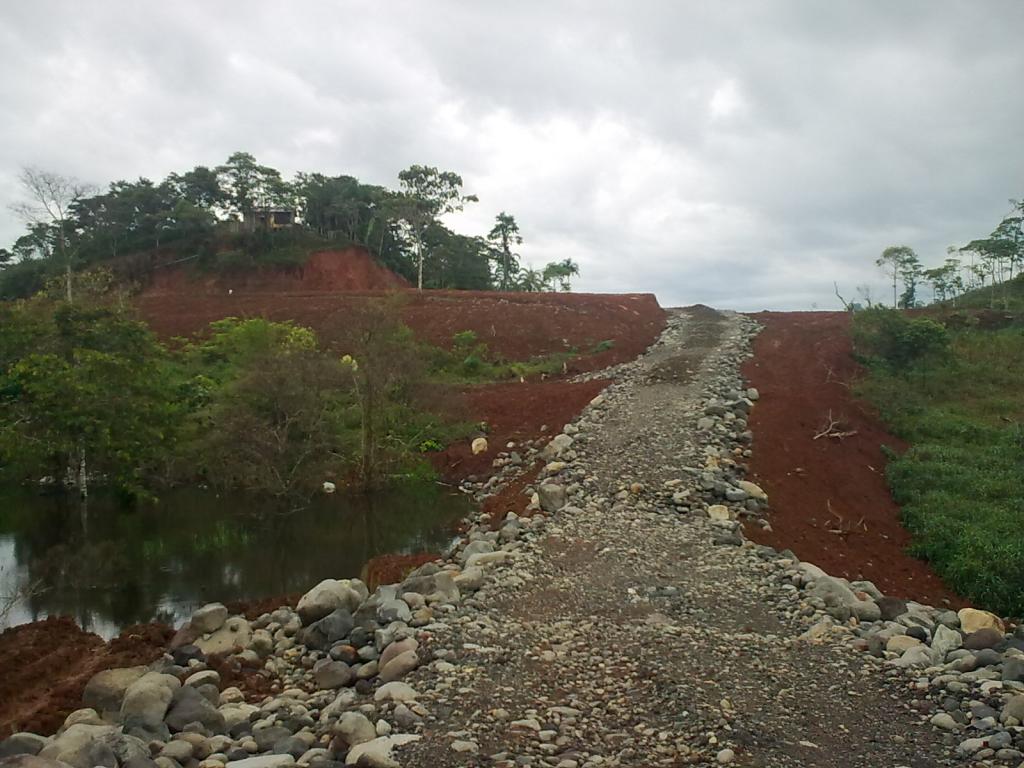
[
  {"left": 190, "top": 603, "right": 229, "bottom": 634},
  {"left": 344, "top": 735, "right": 420, "bottom": 768},
  {"left": 957, "top": 607, "right": 1005, "bottom": 634},
  {"left": 537, "top": 484, "right": 566, "bottom": 513},
  {"left": 373, "top": 682, "right": 418, "bottom": 703},
  {"left": 0, "top": 758, "right": 77, "bottom": 768},
  {"left": 39, "top": 725, "right": 118, "bottom": 768},
  {"left": 224, "top": 757, "right": 295, "bottom": 768},
  {"left": 398, "top": 572, "right": 459, "bottom": 604},
  {"left": 0, "top": 735, "right": 47, "bottom": 760},
  {"left": 82, "top": 667, "right": 148, "bottom": 717},
  {"left": 379, "top": 638, "right": 417, "bottom": 670},
  {"left": 297, "top": 579, "right": 368, "bottom": 625},
  {"left": 807, "top": 576, "right": 880, "bottom": 622},
  {"left": 736, "top": 480, "right": 767, "bottom": 500},
  {"left": 313, "top": 659, "right": 352, "bottom": 690},
  {"left": 164, "top": 684, "right": 226, "bottom": 733},
  {"left": 195, "top": 616, "right": 252, "bottom": 656},
  {"left": 334, "top": 712, "right": 376, "bottom": 747},
  {"left": 120, "top": 673, "right": 179, "bottom": 728},
  {"left": 378, "top": 650, "right": 419, "bottom": 683},
  {"left": 301, "top": 608, "right": 354, "bottom": 651},
  {"left": 931, "top": 624, "right": 963, "bottom": 660}
]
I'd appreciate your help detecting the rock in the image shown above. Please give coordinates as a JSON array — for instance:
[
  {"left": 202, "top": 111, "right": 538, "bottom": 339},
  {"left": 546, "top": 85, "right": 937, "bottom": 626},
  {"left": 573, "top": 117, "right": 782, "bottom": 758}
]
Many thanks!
[
  {"left": 538, "top": 484, "right": 566, "bottom": 512},
  {"left": 886, "top": 635, "right": 922, "bottom": 654},
  {"left": 296, "top": 579, "right": 368, "bottom": 625},
  {"left": 313, "top": 660, "right": 353, "bottom": 690},
  {"left": 876, "top": 597, "right": 908, "bottom": 622},
  {"left": 707, "top": 504, "right": 731, "bottom": 521},
  {"left": 378, "top": 650, "right": 419, "bottom": 683},
  {"left": 459, "top": 540, "right": 494, "bottom": 565},
  {"left": 453, "top": 567, "right": 484, "bottom": 592},
  {"left": 120, "top": 673, "right": 179, "bottom": 728},
  {"left": 930, "top": 712, "right": 961, "bottom": 731},
  {"left": 957, "top": 607, "right": 1005, "bottom": 634},
  {"left": 471, "top": 437, "right": 488, "bottom": 455},
  {"left": 334, "top": 712, "right": 376, "bottom": 747},
  {"left": 1003, "top": 695, "right": 1024, "bottom": 723},
  {"left": 376, "top": 598, "right": 412, "bottom": 624},
  {"left": 191, "top": 603, "right": 229, "bottom": 634},
  {"left": 159, "top": 742, "right": 194, "bottom": 763},
  {"left": 930, "top": 624, "right": 963, "bottom": 660},
  {"left": 398, "top": 572, "right": 459, "bottom": 604},
  {"left": 165, "top": 685, "right": 226, "bottom": 733},
  {"left": 963, "top": 627, "right": 1004, "bottom": 650},
  {"left": 60, "top": 709, "right": 103, "bottom": 730},
  {"left": 736, "top": 480, "right": 766, "bottom": 500},
  {"left": 541, "top": 434, "right": 573, "bottom": 460},
  {"left": 465, "top": 551, "right": 510, "bottom": 568},
  {"left": 82, "top": 666, "right": 148, "bottom": 716},
  {"left": 716, "top": 748, "right": 735, "bottom": 764},
  {"left": 806, "top": 575, "right": 880, "bottom": 622},
  {"left": 888, "top": 645, "right": 934, "bottom": 668},
  {"left": 0, "top": 759, "right": 78, "bottom": 768},
  {"left": 343, "top": 735, "right": 420, "bottom": 768},
  {"left": 450, "top": 741, "right": 478, "bottom": 754},
  {"left": 39, "top": 724, "right": 119, "bottom": 768},
  {"left": 1003, "top": 657, "right": 1024, "bottom": 682},
  {"left": 301, "top": 609, "right": 355, "bottom": 651},
  {"left": 374, "top": 682, "right": 418, "bottom": 703},
  {"left": 184, "top": 670, "right": 221, "bottom": 689},
  {"left": 379, "top": 638, "right": 418, "bottom": 670},
  {"left": 0, "top": 735, "right": 48, "bottom": 759},
  {"left": 224, "top": 757, "right": 296, "bottom": 768},
  {"left": 195, "top": 617, "right": 252, "bottom": 656}
]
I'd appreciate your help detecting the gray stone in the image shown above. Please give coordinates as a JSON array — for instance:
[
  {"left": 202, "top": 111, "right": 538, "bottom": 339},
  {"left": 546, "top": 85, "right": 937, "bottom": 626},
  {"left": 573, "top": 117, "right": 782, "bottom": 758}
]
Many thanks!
[
  {"left": 82, "top": 666, "right": 148, "bottom": 716},
  {"left": 296, "top": 579, "right": 368, "bottom": 625},
  {"left": 0, "top": 735, "right": 47, "bottom": 759},
  {"left": 538, "top": 483, "right": 566, "bottom": 512},
  {"left": 191, "top": 603, "right": 229, "bottom": 634},
  {"left": 39, "top": 724, "right": 119, "bottom": 768},
  {"left": 164, "top": 684, "right": 226, "bottom": 733},
  {"left": 0, "top": 758, "right": 78, "bottom": 768},
  {"left": 931, "top": 624, "right": 963, "bottom": 660},
  {"left": 224, "top": 756, "right": 296, "bottom": 768},
  {"left": 1003, "top": 657, "right": 1024, "bottom": 682},
  {"left": 313, "top": 660, "right": 352, "bottom": 690},
  {"left": 301, "top": 608, "right": 354, "bottom": 651},
  {"left": 373, "top": 682, "right": 417, "bottom": 703},
  {"left": 334, "top": 712, "right": 376, "bottom": 747},
  {"left": 195, "top": 616, "right": 252, "bottom": 656},
  {"left": 120, "top": 673, "right": 179, "bottom": 728}
]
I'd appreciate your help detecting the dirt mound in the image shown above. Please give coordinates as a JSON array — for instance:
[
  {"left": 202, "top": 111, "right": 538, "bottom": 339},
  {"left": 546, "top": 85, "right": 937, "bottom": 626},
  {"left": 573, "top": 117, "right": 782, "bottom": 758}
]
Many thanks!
[
  {"left": 145, "top": 247, "right": 409, "bottom": 294},
  {"left": 0, "top": 617, "right": 171, "bottom": 737},
  {"left": 740, "top": 311, "right": 964, "bottom": 607},
  {"left": 138, "top": 288, "right": 664, "bottom": 372}
]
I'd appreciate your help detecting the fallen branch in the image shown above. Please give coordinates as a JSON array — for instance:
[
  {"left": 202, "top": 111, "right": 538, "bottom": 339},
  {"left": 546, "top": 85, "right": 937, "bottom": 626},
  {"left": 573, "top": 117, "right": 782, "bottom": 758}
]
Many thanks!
[{"left": 813, "top": 410, "right": 858, "bottom": 441}]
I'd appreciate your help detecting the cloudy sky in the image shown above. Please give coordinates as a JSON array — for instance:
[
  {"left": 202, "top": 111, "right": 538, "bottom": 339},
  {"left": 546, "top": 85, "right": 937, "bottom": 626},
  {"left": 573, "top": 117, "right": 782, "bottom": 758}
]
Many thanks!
[{"left": 1, "top": 2, "right": 1021, "bottom": 310}]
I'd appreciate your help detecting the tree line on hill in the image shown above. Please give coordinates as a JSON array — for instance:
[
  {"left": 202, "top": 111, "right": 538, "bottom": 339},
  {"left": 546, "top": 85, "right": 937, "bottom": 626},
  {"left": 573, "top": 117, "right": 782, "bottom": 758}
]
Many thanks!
[
  {"left": 860, "top": 198, "right": 1024, "bottom": 310},
  {"left": 0, "top": 153, "right": 579, "bottom": 298}
]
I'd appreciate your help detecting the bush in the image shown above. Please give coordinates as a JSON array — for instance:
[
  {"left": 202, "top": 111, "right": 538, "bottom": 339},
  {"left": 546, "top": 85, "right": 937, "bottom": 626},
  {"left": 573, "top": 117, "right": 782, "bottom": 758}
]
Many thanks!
[{"left": 851, "top": 308, "right": 949, "bottom": 371}]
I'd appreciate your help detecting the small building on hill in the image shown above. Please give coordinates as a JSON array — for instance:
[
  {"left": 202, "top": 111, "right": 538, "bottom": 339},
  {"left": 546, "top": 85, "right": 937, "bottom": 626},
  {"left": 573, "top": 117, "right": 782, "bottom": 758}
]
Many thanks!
[{"left": 242, "top": 208, "right": 295, "bottom": 231}]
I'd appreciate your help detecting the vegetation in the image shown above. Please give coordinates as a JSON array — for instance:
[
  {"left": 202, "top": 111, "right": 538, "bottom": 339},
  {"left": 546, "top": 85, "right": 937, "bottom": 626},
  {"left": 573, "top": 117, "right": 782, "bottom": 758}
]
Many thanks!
[
  {"left": 0, "top": 292, "right": 463, "bottom": 501},
  {"left": 861, "top": 199, "right": 1023, "bottom": 310},
  {"left": 852, "top": 308, "right": 1024, "bottom": 615},
  {"left": 2, "top": 153, "right": 583, "bottom": 298}
]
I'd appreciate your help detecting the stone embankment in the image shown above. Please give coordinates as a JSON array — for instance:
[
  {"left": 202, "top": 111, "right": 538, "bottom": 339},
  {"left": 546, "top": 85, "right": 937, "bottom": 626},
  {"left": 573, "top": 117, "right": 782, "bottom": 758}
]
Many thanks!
[{"left": 2, "top": 307, "right": 1022, "bottom": 768}]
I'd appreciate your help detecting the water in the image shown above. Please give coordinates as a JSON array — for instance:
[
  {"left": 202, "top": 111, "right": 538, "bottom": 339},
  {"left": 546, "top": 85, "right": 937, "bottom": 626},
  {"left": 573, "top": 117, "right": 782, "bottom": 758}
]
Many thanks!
[{"left": 0, "top": 483, "right": 470, "bottom": 638}]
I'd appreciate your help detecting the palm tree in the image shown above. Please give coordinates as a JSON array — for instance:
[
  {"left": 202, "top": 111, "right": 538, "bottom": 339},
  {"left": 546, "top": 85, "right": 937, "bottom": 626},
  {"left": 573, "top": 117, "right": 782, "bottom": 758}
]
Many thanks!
[{"left": 542, "top": 258, "right": 580, "bottom": 291}]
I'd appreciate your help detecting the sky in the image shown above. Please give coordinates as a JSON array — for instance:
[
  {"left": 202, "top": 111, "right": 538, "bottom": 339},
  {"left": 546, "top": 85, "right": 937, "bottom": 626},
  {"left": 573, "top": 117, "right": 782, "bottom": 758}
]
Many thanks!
[{"left": 1, "top": 1, "right": 1021, "bottom": 310}]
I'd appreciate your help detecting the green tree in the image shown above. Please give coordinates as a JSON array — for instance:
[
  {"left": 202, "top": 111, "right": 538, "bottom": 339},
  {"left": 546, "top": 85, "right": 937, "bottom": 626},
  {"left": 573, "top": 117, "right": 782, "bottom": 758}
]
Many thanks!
[
  {"left": 397, "top": 165, "right": 477, "bottom": 290},
  {"left": 542, "top": 258, "right": 581, "bottom": 291},
  {"left": 0, "top": 303, "right": 176, "bottom": 497},
  {"left": 897, "top": 250, "right": 923, "bottom": 308},
  {"left": 216, "top": 152, "right": 289, "bottom": 220},
  {"left": 876, "top": 245, "right": 917, "bottom": 308},
  {"left": 487, "top": 212, "right": 522, "bottom": 291}
]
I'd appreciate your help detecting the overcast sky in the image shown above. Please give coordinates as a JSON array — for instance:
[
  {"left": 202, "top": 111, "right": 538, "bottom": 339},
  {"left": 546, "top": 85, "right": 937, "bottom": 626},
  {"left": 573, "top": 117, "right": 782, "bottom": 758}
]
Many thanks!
[{"left": 1, "top": 2, "right": 1021, "bottom": 310}]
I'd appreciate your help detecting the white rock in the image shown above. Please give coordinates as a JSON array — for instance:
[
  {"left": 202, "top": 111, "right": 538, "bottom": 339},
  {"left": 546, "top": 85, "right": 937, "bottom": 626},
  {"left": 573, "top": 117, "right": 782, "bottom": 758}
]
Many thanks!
[{"left": 344, "top": 735, "right": 420, "bottom": 767}]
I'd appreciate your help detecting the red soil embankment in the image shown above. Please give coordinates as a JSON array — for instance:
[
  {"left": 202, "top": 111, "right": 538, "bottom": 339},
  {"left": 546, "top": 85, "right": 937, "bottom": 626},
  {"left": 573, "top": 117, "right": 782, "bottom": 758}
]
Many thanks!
[{"left": 741, "top": 311, "right": 963, "bottom": 607}]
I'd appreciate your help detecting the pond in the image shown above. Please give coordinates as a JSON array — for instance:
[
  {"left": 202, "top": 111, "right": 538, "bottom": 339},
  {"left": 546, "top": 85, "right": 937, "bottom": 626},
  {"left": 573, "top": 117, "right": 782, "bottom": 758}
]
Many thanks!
[{"left": 0, "top": 483, "right": 471, "bottom": 639}]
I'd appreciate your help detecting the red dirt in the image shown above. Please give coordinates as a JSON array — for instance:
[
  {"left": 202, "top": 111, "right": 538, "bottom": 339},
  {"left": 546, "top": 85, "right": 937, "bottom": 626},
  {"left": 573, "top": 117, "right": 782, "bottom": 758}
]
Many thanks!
[
  {"left": 0, "top": 617, "right": 172, "bottom": 737},
  {"left": 145, "top": 247, "right": 409, "bottom": 293},
  {"left": 741, "top": 312, "right": 965, "bottom": 607}
]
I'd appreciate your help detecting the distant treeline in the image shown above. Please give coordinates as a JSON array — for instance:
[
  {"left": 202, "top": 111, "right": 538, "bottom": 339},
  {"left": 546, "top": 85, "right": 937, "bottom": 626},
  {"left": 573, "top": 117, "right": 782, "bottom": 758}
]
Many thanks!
[{"left": 0, "top": 153, "right": 579, "bottom": 298}]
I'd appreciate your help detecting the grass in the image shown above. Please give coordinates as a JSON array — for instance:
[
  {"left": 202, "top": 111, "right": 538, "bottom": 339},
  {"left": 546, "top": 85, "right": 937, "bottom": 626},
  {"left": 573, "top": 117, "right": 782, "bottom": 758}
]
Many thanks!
[{"left": 853, "top": 318, "right": 1024, "bottom": 615}]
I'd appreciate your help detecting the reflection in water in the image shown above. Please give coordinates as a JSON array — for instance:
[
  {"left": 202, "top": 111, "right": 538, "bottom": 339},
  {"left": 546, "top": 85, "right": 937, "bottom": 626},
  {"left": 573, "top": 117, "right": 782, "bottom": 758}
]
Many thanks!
[{"left": 0, "top": 483, "right": 469, "bottom": 638}]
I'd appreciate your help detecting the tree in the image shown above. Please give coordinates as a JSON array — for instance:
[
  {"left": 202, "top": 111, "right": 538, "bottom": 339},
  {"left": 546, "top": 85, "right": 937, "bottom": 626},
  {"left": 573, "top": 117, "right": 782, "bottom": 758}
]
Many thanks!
[
  {"left": 487, "top": 212, "right": 522, "bottom": 291},
  {"left": 0, "top": 303, "right": 175, "bottom": 497},
  {"left": 897, "top": 250, "right": 923, "bottom": 308},
  {"left": 876, "top": 245, "right": 918, "bottom": 308},
  {"left": 397, "top": 165, "right": 477, "bottom": 290},
  {"left": 516, "top": 266, "right": 546, "bottom": 292},
  {"left": 10, "top": 168, "right": 95, "bottom": 303},
  {"left": 542, "top": 258, "right": 581, "bottom": 291},
  {"left": 216, "top": 152, "right": 288, "bottom": 220}
]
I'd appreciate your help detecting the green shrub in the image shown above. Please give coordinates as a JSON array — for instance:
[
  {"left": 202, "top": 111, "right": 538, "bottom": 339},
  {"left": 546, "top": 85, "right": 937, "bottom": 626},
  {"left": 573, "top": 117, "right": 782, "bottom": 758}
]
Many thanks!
[{"left": 851, "top": 307, "right": 949, "bottom": 371}]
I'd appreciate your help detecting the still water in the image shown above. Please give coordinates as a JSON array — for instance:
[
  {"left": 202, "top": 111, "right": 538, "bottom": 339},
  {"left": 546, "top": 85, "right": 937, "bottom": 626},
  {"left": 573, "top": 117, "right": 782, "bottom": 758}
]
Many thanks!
[{"left": 0, "top": 483, "right": 470, "bottom": 638}]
